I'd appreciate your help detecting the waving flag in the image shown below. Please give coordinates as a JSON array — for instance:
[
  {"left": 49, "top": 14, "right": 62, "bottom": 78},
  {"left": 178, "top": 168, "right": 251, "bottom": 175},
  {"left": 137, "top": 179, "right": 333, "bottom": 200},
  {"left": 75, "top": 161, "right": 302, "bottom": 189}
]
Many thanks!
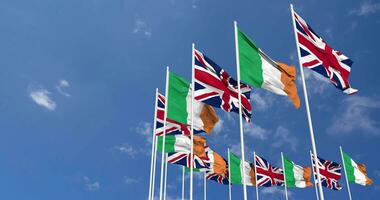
[
  {"left": 293, "top": 10, "right": 358, "bottom": 94},
  {"left": 194, "top": 49, "right": 253, "bottom": 122},
  {"left": 205, "top": 150, "right": 229, "bottom": 185},
  {"left": 311, "top": 154, "right": 343, "bottom": 190},
  {"left": 255, "top": 154, "right": 284, "bottom": 187},
  {"left": 167, "top": 151, "right": 210, "bottom": 170},
  {"left": 341, "top": 150, "right": 373, "bottom": 186}
]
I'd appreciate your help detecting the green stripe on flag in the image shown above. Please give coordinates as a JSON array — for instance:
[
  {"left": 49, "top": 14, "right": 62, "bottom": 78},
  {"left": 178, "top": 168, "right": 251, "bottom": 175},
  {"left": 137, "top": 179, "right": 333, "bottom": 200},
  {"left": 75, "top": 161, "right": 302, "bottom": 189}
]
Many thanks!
[
  {"left": 229, "top": 152, "right": 243, "bottom": 184},
  {"left": 342, "top": 151, "right": 356, "bottom": 182},
  {"left": 237, "top": 29, "right": 264, "bottom": 88},
  {"left": 283, "top": 156, "right": 296, "bottom": 187},
  {"left": 156, "top": 135, "right": 176, "bottom": 153},
  {"left": 184, "top": 167, "right": 201, "bottom": 173},
  {"left": 167, "top": 72, "right": 190, "bottom": 124}
]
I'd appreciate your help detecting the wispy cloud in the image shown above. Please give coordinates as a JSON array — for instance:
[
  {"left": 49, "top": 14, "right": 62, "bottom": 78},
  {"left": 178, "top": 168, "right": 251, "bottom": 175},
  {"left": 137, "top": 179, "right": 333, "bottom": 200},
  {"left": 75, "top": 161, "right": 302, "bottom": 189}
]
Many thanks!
[
  {"left": 29, "top": 88, "right": 56, "bottom": 111},
  {"left": 244, "top": 122, "right": 269, "bottom": 140},
  {"left": 350, "top": 1, "right": 380, "bottom": 16},
  {"left": 124, "top": 177, "right": 141, "bottom": 184},
  {"left": 328, "top": 96, "right": 380, "bottom": 135},
  {"left": 271, "top": 126, "right": 298, "bottom": 152},
  {"left": 56, "top": 79, "right": 71, "bottom": 97},
  {"left": 250, "top": 92, "right": 275, "bottom": 111},
  {"left": 261, "top": 187, "right": 291, "bottom": 198},
  {"left": 191, "top": 0, "right": 198, "bottom": 9},
  {"left": 114, "top": 143, "right": 138, "bottom": 158},
  {"left": 83, "top": 176, "right": 100, "bottom": 191},
  {"left": 132, "top": 19, "right": 152, "bottom": 37},
  {"left": 301, "top": 69, "right": 330, "bottom": 95},
  {"left": 136, "top": 122, "right": 153, "bottom": 143}
]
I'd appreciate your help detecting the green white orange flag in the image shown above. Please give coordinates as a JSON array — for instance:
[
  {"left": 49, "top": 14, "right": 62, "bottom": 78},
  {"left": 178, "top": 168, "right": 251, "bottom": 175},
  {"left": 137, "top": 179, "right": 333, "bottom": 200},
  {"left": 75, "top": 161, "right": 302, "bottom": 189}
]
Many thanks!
[
  {"left": 342, "top": 151, "right": 373, "bottom": 186},
  {"left": 229, "top": 152, "right": 255, "bottom": 186},
  {"left": 157, "top": 135, "right": 206, "bottom": 154},
  {"left": 167, "top": 72, "right": 219, "bottom": 133},
  {"left": 237, "top": 29, "right": 300, "bottom": 109},
  {"left": 283, "top": 155, "right": 312, "bottom": 188}
]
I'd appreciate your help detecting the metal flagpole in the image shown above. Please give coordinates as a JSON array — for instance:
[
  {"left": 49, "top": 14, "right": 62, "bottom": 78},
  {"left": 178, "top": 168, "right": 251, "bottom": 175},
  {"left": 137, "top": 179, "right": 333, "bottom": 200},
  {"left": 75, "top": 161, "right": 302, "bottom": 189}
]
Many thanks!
[
  {"left": 159, "top": 67, "right": 170, "bottom": 200},
  {"left": 204, "top": 171, "right": 207, "bottom": 200},
  {"left": 233, "top": 20, "right": 248, "bottom": 200},
  {"left": 151, "top": 130, "right": 158, "bottom": 200},
  {"left": 254, "top": 152, "right": 259, "bottom": 200},
  {"left": 310, "top": 151, "right": 320, "bottom": 200},
  {"left": 148, "top": 89, "right": 159, "bottom": 200},
  {"left": 290, "top": 4, "right": 324, "bottom": 200},
  {"left": 340, "top": 146, "right": 353, "bottom": 200},
  {"left": 228, "top": 148, "right": 232, "bottom": 200},
  {"left": 163, "top": 153, "right": 168, "bottom": 200},
  {"left": 190, "top": 43, "right": 195, "bottom": 200},
  {"left": 182, "top": 166, "right": 185, "bottom": 200},
  {"left": 281, "top": 152, "right": 289, "bottom": 200}
]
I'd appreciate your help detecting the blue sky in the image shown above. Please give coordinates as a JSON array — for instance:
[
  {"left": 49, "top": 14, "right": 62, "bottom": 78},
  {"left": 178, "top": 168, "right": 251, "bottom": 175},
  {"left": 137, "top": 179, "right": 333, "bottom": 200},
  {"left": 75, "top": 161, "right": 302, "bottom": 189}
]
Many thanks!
[{"left": 0, "top": 0, "right": 379, "bottom": 199}]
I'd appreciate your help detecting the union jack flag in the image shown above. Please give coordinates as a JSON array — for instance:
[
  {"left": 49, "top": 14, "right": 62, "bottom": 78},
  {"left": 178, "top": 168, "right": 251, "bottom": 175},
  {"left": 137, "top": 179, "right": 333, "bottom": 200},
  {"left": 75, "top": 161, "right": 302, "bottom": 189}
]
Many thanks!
[
  {"left": 311, "top": 154, "right": 343, "bottom": 190},
  {"left": 156, "top": 93, "right": 202, "bottom": 136},
  {"left": 205, "top": 169, "right": 229, "bottom": 185},
  {"left": 194, "top": 49, "right": 252, "bottom": 122},
  {"left": 167, "top": 146, "right": 212, "bottom": 170},
  {"left": 293, "top": 10, "right": 358, "bottom": 94},
  {"left": 254, "top": 154, "right": 284, "bottom": 187}
]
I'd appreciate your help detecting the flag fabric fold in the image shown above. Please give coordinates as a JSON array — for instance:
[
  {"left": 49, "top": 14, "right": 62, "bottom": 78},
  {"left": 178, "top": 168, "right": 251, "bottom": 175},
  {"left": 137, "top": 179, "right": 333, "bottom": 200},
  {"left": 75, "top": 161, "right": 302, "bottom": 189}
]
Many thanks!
[
  {"left": 293, "top": 10, "right": 358, "bottom": 94},
  {"left": 229, "top": 152, "right": 256, "bottom": 186},
  {"left": 311, "top": 154, "right": 343, "bottom": 190},
  {"left": 237, "top": 29, "right": 300, "bottom": 108},
  {"left": 342, "top": 151, "right": 373, "bottom": 186},
  {"left": 194, "top": 49, "right": 253, "bottom": 122},
  {"left": 283, "top": 155, "right": 313, "bottom": 188},
  {"left": 254, "top": 154, "right": 284, "bottom": 187}
]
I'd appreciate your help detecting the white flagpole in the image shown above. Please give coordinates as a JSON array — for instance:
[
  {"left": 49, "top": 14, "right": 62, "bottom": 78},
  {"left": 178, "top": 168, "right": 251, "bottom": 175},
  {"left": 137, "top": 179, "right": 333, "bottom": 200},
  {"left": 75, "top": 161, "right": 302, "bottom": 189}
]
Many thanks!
[
  {"left": 190, "top": 43, "right": 195, "bottom": 200},
  {"left": 159, "top": 66, "right": 170, "bottom": 200},
  {"left": 309, "top": 151, "right": 320, "bottom": 200},
  {"left": 234, "top": 20, "right": 248, "bottom": 200},
  {"left": 281, "top": 152, "right": 289, "bottom": 200},
  {"left": 290, "top": 4, "right": 324, "bottom": 200},
  {"left": 254, "top": 152, "right": 259, "bottom": 200},
  {"left": 204, "top": 171, "right": 207, "bottom": 200},
  {"left": 152, "top": 129, "right": 158, "bottom": 200},
  {"left": 148, "top": 89, "right": 159, "bottom": 200},
  {"left": 228, "top": 148, "right": 232, "bottom": 200},
  {"left": 340, "top": 146, "right": 353, "bottom": 200},
  {"left": 163, "top": 153, "right": 168, "bottom": 200},
  {"left": 182, "top": 166, "right": 185, "bottom": 200}
]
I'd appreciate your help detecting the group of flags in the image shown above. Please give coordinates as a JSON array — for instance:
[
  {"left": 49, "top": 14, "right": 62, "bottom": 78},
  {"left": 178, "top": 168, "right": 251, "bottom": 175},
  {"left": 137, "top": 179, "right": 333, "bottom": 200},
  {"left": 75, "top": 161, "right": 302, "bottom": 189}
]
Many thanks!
[{"left": 148, "top": 5, "right": 372, "bottom": 200}]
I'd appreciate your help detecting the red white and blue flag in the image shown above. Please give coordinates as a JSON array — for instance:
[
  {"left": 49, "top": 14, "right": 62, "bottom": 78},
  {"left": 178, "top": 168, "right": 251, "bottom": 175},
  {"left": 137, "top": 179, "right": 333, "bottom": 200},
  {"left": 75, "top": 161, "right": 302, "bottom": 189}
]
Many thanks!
[
  {"left": 167, "top": 146, "right": 212, "bottom": 170},
  {"left": 293, "top": 10, "right": 358, "bottom": 94},
  {"left": 311, "top": 154, "right": 343, "bottom": 190},
  {"left": 205, "top": 170, "right": 229, "bottom": 185},
  {"left": 194, "top": 49, "right": 252, "bottom": 122},
  {"left": 254, "top": 154, "right": 284, "bottom": 187}
]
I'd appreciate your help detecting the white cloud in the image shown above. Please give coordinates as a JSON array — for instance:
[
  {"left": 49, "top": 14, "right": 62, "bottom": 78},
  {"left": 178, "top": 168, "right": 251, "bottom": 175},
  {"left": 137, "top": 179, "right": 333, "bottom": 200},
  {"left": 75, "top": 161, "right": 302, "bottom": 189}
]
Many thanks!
[
  {"left": 250, "top": 92, "right": 275, "bottom": 111},
  {"left": 56, "top": 79, "right": 71, "bottom": 97},
  {"left": 133, "top": 19, "right": 152, "bottom": 37},
  {"left": 115, "top": 143, "right": 138, "bottom": 158},
  {"left": 192, "top": 0, "right": 198, "bottom": 8},
  {"left": 328, "top": 96, "right": 380, "bottom": 135},
  {"left": 350, "top": 1, "right": 380, "bottom": 16},
  {"left": 271, "top": 126, "right": 298, "bottom": 152},
  {"left": 136, "top": 122, "right": 153, "bottom": 143},
  {"left": 261, "top": 187, "right": 291, "bottom": 198},
  {"left": 213, "top": 118, "right": 224, "bottom": 134},
  {"left": 29, "top": 88, "right": 56, "bottom": 111},
  {"left": 83, "top": 176, "right": 100, "bottom": 191},
  {"left": 301, "top": 69, "right": 330, "bottom": 95},
  {"left": 124, "top": 177, "right": 141, "bottom": 184},
  {"left": 244, "top": 122, "right": 269, "bottom": 140}
]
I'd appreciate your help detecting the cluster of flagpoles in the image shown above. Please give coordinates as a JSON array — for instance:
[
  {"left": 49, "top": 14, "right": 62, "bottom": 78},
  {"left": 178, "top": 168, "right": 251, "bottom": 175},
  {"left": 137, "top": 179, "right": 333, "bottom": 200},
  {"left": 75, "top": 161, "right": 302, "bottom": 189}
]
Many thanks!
[{"left": 146, "top": 4, "right": 369, "bottom": 200}]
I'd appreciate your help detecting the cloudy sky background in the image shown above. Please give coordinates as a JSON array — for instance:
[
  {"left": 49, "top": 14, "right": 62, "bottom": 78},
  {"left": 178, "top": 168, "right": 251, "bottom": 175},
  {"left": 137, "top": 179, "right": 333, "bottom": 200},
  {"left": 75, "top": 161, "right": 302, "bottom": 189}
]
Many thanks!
[{"left": 0, "top": 0, "right": 379, "bottom": 199}]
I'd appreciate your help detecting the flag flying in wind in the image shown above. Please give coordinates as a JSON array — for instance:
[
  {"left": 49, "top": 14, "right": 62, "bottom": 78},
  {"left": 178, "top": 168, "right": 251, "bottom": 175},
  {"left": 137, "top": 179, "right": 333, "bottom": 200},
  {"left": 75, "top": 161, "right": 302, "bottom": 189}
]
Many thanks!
[
  {"left": 293, "top": 10, "right": 358, "bottom": 94},
  {"left": 342, "top": 150, "right": 373, "bottom": 186},
  {"left": 311, "top": 154, "right": 343, "bottom": 190},
  {"left": 167, "top": 72, "right": 219, "bottom": 133},
  {"left": 237, "top": 29, "right": 300, "bottom": 108},
  {"left": 255, "top": 154, "right": 284, "bottom": 187},
  {"left": 205, "top": 149, "right": 229, "bottom": 185},
  {"left": 194, "top": 49, "right": 252, "bottom": 122},
  {"left": 283, "top": 155, "right": 313, "bottom": 188},
  {"left": 229, "top": 152, "right": 256, "bottom": 186}
]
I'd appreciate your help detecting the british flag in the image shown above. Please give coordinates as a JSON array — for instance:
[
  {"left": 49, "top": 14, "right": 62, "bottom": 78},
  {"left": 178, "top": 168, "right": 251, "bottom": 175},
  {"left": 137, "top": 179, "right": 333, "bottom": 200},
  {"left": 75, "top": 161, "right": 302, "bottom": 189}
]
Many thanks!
[
  {"left": 156, "top": 93, "right": 200, "bottom": 136},
  {"left": 293, "top": 10, "right": 358, "bottom": 94},
  {"left": 167, "top": 146, "right": 212, "bottom": 170},
  {"left": 311, "top": 154, "right": 343, "bottom": 190},
  {"left": 194, "top": 49, "right": 252, "bottom": 122},
  {"left": 254, "top": 154, "right": 284, "bottom": 187},
  {"left": 205, "top": 169, "right": 229, "bottom": 185}
]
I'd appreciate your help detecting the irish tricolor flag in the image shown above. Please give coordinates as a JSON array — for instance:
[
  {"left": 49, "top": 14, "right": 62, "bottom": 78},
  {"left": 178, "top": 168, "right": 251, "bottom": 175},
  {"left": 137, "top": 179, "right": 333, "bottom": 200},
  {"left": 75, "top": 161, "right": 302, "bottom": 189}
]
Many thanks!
[
  {"left": 167, "top": 72, "right": 219, "bottom": 133},
  {"left": 229, "top": 152, "right": 255, "bottom": 186},
  {"left": 283, "top": 155, "right": 312, "bottom": 188},
  {"left": 342, "top": 150, "right": 373, "bottom": 186},
  {"left": 157, "top": 135, "right": 207, "bottom": 154},
  {"left": 237, "top": 28, "right": 300, "bottom": 108}
]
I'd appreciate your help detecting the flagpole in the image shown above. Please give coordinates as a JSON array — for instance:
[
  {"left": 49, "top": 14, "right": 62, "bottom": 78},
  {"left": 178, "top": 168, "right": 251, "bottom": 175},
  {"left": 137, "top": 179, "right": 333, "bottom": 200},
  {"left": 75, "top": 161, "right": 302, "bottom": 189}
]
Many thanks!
[
  {"left": 290, "top": 4, "right": 324, "bottom": 200},
  {"left": 152, "top": 130, "right": 158, "bottom": 200},
  {"left": 340, "top": 146, "right": 353, "bottom": 200},
  {"left": 310, "top": 150, "right": 320, "bottom": 200},
  {"left": 204, "top": 171, "right": 207, "bottom": 200},
  {"left": 281, "top": 152, "right": 289, "bottom": 200},
  {"left": 182, "top": 166, "right": 185, "bottom": 200},
  {"left": 254, "top": 152, "right": 259, "bottom": 200},
  {"left": 159, "top": 66, "right": 170, "bottom": 200},
  {"left": 163, "top": 153, "right": 168, "bottom": 200},
  {"left": 148, "top": 89, "right": 159, "bottom": 200},
  {"left": 190, "top": 43, "right": 195, "bottom": 200},
  {"left": 234, "top": 20, "right": 248, "bottom": 200},
  {"left": 228, "top": 148, "right": 232, "bottom": 200}
]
